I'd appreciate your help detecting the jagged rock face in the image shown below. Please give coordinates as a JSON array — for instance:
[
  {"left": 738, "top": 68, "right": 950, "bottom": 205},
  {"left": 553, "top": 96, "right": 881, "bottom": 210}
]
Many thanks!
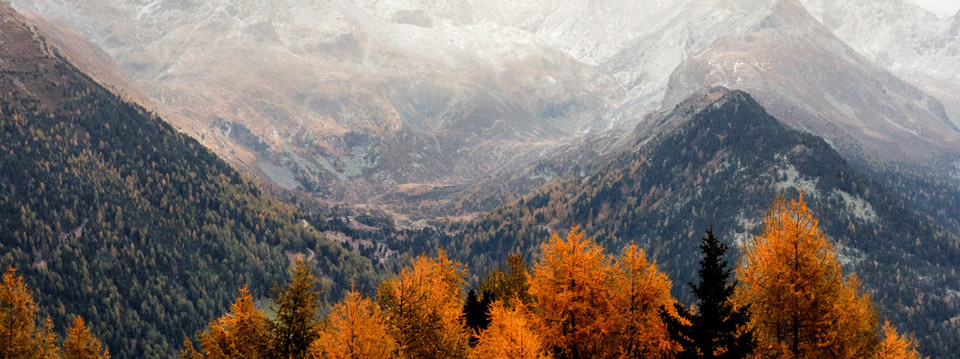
[{"left": 664, "top": 0, "right": 960, "bottom": 163}]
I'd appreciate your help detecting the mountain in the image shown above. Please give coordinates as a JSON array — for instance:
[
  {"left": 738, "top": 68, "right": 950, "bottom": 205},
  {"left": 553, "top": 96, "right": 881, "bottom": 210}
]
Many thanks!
[
  {"left": 14, "top": 10, "right": 158, "bottom": 113},
  {"left": 664, "top": 0, "right": 960, "bottom": 164},
  {"left": 11, "top": 0, "right": 958, "bottom": 208},
  {"left": 6, "top": 0, "right": 621, "bottom": 206},
  {"left": 0, "top": 3, "right": 377, "bottom": 357},
  {"left": 443, "top": 88, "right": 960, "bottom": 357},
  {"left": 800, "top": 0, "right": 960, "bottom": 127}
]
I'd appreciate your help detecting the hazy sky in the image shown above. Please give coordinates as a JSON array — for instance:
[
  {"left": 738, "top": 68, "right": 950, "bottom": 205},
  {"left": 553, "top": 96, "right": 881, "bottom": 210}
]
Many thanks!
[{"left": 912, "top": 0, "right": 960, "bottom": 16}]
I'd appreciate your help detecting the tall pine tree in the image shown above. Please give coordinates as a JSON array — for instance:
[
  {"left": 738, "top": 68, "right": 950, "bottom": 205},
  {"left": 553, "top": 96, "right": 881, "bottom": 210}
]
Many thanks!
[
  {"left": 661, "top": 228, "right": 755, "bottom": 359},
  {"left": 272, "top": 257, "right": 323, "bottom": 359}
]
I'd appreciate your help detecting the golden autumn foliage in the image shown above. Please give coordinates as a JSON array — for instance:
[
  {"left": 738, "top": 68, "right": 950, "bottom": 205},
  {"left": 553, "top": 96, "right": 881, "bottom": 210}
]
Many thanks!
[
  {"left": 63, "top": 316, "right": 110, "bottom": 359},
  {"left": 0, "top": 268, "right": 109, "bottom": 359},
  {"left": 197, "top": 285, "right": 271, "bottom": 359},
  {"left": 180, "top": 339, "right": 204, "bottom": 359},
  {"left": 877, "top": 320, "right": 924, "bottom": 359},
  {"left": 378, "top": 249, "right": 470, "bottom": 359},
  {"left": 530, "top": 227, "right": 676, "bottom": 359},
  {"left": 610, "top": 243, "right": 676, "bottom": 358},
  {"left": 311, "top": 290, "right": 396, "bottom": 359},
  {"left": 736, "top": 195, "right": 879, "bottom": 359},
  {"left": 530, "top": 227, "right": 615, "bottom": 358},
  {"left": 1, "top": 266, "right": 41, "bottom": 358},
  {"left": 473, "top": 299, "right": 550, "bottom": 359},
  {"left": 0, "top": 267, "right": 60, "bottom": 359}
]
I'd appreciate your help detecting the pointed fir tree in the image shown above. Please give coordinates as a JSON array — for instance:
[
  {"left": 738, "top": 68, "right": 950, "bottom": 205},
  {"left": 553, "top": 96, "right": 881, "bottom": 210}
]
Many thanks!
[
  {"left": 463, "top": 289, "right": 492, "bottom": 338},
  {"left": 660, "top": 227, "right": 755, "bottom": 359},
  {"left": 271, "top": 257, "right": 323, "bottom": 359}
]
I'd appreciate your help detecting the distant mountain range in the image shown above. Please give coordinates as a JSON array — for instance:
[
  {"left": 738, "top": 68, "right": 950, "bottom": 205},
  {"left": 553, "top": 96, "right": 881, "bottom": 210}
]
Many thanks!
[{"left": 9, "top": 0, "right": 958, "bottom": 210}]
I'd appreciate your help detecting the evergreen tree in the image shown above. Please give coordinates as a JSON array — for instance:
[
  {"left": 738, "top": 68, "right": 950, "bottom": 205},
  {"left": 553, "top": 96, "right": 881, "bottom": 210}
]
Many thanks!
[
  {"left": 463, "top": 289, "right": 492, "bottom": 338},
  {"left": 272, "top": 257, "right": 323, "bottom": 359},
  {"left": 660, "top": 228, "right": 755, "bottom": 359}
]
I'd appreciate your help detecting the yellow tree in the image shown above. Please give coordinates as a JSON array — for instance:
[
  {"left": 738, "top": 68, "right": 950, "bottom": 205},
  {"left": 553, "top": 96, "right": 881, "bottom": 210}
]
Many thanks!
[
  {"left": 311, "top": 290, "right": 396, "bottom": 359},
  {"left": 63, "top": 316, "right": 110, "bottom": 359},
  {"left": 529, "top": 226, "right": 615, "bottom": 359},
  {"left": 195, "top": 285, "right": 271, "bottom": 359},
  {"left": 180, "top": 339, "right": 204, "bottom": 359},
  {"left": 34, "top": 318, "right": 59, "bottom": 359},
  {"left": 0, "top": 267, "right": 60, "bottom": 359},
  {"left": 877, "top": 320, "right": 923, "bottom": 359},
  {"left": 378, "top": 249, "right": 470, "bottom": 359},
  {"left": 610, "top": 243, "right": 676, "bottom": 359},
  {"left": 473, "top": 299, "right": 550, "bottom": 359},
  {"left": 736, "top": 195, "right": 878, "bottom": 359}
]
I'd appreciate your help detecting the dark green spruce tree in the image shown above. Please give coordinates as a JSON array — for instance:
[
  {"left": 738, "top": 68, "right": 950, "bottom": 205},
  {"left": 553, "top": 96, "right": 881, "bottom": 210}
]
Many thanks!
[
  {"left": 660, "top": 227, "right": 755, "bottom": 359},
  {"left": 271, "top": 257, "right": 322, "bottom": 359}
]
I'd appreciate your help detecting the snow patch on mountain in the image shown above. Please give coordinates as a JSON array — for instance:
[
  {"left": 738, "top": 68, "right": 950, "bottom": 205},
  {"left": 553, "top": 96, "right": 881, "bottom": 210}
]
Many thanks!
[
  {"left": 833, "top": 189, "right": 878, "bottom": 223},
  {"left": 776, "top": 163, "right": 820, "bottom": 196}
]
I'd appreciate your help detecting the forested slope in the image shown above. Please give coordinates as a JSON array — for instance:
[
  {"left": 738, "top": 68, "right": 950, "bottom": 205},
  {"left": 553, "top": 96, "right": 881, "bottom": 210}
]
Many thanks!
[{"left": 0, "top": 4, "right": 377, "bottom": 357}]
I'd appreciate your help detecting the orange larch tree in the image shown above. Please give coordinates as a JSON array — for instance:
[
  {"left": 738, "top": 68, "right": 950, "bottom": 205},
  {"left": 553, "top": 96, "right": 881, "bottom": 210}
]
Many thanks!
[
  {"left": 378, "top": 249, "right": 470, "bottom": 359},
  {"left": 610, "top": 242, "right": 676, "bottom": 359},
  {"left": 0, "top": 267, "right": 60, "bottom": 359},
  {"left": 63, "top": 316, "right": 110, "bottom": 359},
  {"left": 195, "top": 285, "right": 271, "bottom": 359},
  {"left": 472, "top": 298, "right": 550, "bottom": 359},
  {"left": 311, "top": 289, "right": 396, "bottom": 359},
  {"left": 736, "top": 195, "right": 879, "bottom": 359},
  {"left": 877, "top": 320, "right": 924, "bottom": 359},
  {"left": 529, "top": 226, "right": 615, "bottom": 359}
]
